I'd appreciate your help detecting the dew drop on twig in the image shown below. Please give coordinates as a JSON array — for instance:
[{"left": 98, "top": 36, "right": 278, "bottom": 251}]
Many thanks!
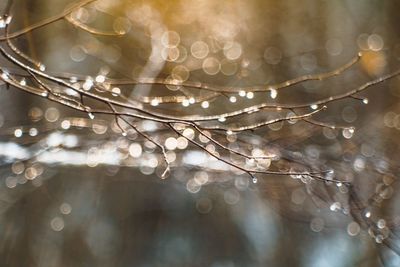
[{"left": 270, "top": 88, "right": 278, "bottom": 99}]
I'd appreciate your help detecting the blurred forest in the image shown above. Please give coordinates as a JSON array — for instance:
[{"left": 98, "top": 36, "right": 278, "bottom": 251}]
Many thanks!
[{"left": 1, "top": 0, "right": 400, "bottom": 266}]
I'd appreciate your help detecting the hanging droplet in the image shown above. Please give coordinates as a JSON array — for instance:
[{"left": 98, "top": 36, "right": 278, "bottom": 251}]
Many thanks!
[
  {"left": 182, "top": 99, "right": 190, "bottom": 107},
  {"left": 150, "top": 99, "right": 159, "bottom": 106},
  {"left": 377, "top": 219, "right": 386, "bottom": 229},
  {"left": 330, "top": 202, "right": 341, "bottom": 211},
  {"left": 1, "top": 71, "right": 9, "bottom": 80},
  {"left": 111, "top": 87, "right": 121, "bottom": 96},
  {"left": 270, "top": 88, "right": 278, "bottom": 99},
  {"left": 375, "top": 235, "right": 384, "bottom": 243},
  {"left": 311, "top": 104, "right": 318, "bottom": 110},
  {"left": 246, "top": 92, "right": 254, "bottom": 99},
  {"left": 363, "top": 98, "right": 369, "bottom": 104},
  {"left": 14, "top": 128, "right": 23, "bottom": 137},
  {"left": 88, "top": 112, "right": 95, "bottom": 120},
  {"left": 95, "top": 75, "right": 105, "bottom": 83},
  {"left": 39, "top": 64, "right": 46, "bottom": 71},
  {"left": 201, "top": 101, "right": 209, "bottom": 109},
  {"left": 83, "top": 78, "right": 93, "bottom": 91},
  {"left": 0, "top": 18, "right": 5, "bottom": 28},
  {"left": 5, "top": 16, "right": 12, "bottom": 25},
  {"left": 342, "top": 127, "right": 355, "bottom": 139},
  {"left": 252, "top": 177, "right": 258, "bottom": 183}
]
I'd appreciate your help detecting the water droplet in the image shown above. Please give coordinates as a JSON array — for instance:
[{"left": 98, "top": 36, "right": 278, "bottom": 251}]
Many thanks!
[
  {"left": 111, "top": 87, "right": 121, "bottom": 96},
  {"left": 311, "top": 104, "right": 318, "bottom": 110},
  {"left": 375, "top": 235, "right": 384, "bottom": 243},
  {"left": 347, "top": 221, "right": 360, "bottom": 236},
  {"left": 182, "top": 99, "right": 190, "bottom": 107},
  {"left": 14, "top": 128, "right": 23, "bottom": 137},
  {"left": 252, "top": 177, "right": 258, "bottom": 183},
  {"left": 330, "top": 202, "right": 341, "bottom": 211},
  {"left": 5, "top": 16, "right": 12, "bottom": 25},
  {"left": 83, "top": 78, "right": 93, "bottom": 90},
  {"left": 229, "top": 96, "right": 237, "bottom": 103},
  {"left": 88, "top": 112, "right": 95, "bottom": 119},
  {"left": 60, "top": 203, "right": 72, "bottom": 215},
  {"left": 246, "top": 92, "right": 254, "bottom": 99},
  {"left": 150, "top": 99, "right": 159, "bottom": 106},
  {"left": 342, "top": 127, "right": 355, "bottom": 139},
  {"left": 29, "top": 128, "right": 38, "bottom": 136},
  {"left": 218, "top": 117, "right": 226, "bottom": 122},
  {"left": 363, "top": 98, "right": 369, "bottom": 104},
  {"left": 201, "top": 101, "right": 209, "bottom": 109},
  {"left": 95, "top": 75, "right": 105, "bottom": 83},
  {"left": 50, "top": 217, "right": 64, "bottom": 232},
  {"left": 377, "top": 219, "right": 386, "bottom": 229},
  {"left": 1, "top": 71, "right": 9, "bottom": 80},
  {"left": 270, "top": 89, "right": 278, "bottom": 99}
]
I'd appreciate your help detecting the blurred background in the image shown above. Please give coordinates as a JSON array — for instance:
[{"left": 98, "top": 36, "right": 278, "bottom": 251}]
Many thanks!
[{"left": 1, "top": 0, "right": 400, "bottom": 266}]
